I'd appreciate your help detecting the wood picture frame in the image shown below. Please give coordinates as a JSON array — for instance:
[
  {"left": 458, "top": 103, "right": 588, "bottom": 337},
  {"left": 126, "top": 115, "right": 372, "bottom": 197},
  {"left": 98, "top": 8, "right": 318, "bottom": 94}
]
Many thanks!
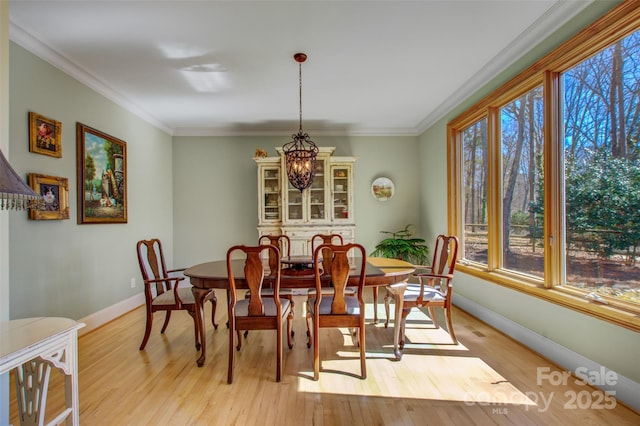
[
  {"left": 29, "top": 112, "right": 62, "bottom": 158},
  {"left": 76, "top": 123, "right": 127, "bottom": 224},
  {"left": 28, "top": 173, "right": 70, "bottom": 220}
]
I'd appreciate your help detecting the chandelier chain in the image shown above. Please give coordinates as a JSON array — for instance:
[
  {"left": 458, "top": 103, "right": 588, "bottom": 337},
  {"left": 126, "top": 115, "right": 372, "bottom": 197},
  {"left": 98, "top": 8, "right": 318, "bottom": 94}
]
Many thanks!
[{"left": 299, "top": 60, "right": 303, "bottom": 132}]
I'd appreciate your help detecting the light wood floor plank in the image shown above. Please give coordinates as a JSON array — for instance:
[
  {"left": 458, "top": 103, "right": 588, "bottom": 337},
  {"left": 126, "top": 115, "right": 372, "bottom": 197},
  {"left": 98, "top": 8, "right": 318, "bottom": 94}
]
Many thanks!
[{"left": 9, "top": 292, "right": 640, "bottom": 425}]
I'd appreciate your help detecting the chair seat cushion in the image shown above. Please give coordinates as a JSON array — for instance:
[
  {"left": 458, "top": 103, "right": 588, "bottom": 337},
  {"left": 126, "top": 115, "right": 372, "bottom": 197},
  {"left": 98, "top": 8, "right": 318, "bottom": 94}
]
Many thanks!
[
  {"left": 403, "top": 284, "right": 446, "bottom": 302},
  {"left": 307, "top": 295, "right": 361, "bottom": 315},
  {"left": 235, "top": 298, "right": 291, "bottom": 317},
  {"left": 152, "top": 286, "right": 195, "bottom": 306}
]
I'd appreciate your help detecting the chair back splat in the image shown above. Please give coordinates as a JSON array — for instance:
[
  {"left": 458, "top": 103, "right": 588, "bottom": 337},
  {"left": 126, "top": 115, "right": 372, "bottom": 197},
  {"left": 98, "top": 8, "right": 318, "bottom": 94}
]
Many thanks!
[{"left": 311, "top": 233, "right": 344, "bottom": 274}]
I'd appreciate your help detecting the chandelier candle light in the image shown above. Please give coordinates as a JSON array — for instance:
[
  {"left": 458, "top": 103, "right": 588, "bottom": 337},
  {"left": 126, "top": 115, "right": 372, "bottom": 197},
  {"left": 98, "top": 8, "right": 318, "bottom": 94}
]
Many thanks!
[{"left": 283, "top": 52, "right": 319, "bottom": 192}]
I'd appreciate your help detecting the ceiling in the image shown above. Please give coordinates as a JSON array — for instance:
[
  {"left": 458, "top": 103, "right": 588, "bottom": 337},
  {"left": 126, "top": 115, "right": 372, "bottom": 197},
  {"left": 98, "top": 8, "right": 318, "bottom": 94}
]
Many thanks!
[{"left": 8, "top": 1, "right": 592, "bottom": 136}]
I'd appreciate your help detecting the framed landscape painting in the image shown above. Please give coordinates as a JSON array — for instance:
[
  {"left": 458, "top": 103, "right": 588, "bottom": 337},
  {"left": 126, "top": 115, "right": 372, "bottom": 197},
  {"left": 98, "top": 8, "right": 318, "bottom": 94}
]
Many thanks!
[
  {"left": 76, "top": 123, "right": 127, "bottom": 224},
  {"left": 27, "top": 173, "right": 70, "bottom": 220},
  {"left": 29, "top": 112, "right": 62, "bottom": 158}
]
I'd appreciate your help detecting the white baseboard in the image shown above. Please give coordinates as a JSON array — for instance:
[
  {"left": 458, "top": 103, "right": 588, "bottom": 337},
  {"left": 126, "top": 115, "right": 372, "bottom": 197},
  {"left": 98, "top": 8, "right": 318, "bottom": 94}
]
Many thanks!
[
  {"left": 453, "top": 294, "right": 640, "bottom": 413},
  {"left": 77, "top": 293, "right": 144, "bottom": 336}
]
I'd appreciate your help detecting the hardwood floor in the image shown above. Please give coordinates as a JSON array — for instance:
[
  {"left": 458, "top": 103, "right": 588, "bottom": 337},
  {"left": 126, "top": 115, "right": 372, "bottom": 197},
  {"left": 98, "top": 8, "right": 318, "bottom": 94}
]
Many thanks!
[{"left": 10, "top": 292, "right": 640, "bottom": 425}]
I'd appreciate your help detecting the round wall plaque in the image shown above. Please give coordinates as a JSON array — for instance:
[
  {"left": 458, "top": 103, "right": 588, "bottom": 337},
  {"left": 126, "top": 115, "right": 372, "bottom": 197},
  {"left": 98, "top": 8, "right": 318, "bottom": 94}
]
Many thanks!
[{"left": 371, "top": 177, "right": 395, "bottom": 201}]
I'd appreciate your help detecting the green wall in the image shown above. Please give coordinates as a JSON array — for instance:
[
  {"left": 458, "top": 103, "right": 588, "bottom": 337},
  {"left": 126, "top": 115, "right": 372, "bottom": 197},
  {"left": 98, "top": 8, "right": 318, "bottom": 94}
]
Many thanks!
[
  {"left": 171, "top": 135, "right": 421, "bottom": 267},
  {"left": 8, "top": 42, "right": 175, "bottom": 320}
]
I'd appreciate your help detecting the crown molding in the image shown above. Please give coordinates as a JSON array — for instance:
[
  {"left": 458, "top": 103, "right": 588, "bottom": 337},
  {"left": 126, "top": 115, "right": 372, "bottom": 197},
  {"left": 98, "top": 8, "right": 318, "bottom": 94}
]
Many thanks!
[
  {"left": 415, "top": 0, "right": 595, "bottom": 134},
  {"left": 10, "top": 1, "right": 595, "bottom": 138},
  {"left": 9, "top": 21, "right": 173, "bottom": 135}
]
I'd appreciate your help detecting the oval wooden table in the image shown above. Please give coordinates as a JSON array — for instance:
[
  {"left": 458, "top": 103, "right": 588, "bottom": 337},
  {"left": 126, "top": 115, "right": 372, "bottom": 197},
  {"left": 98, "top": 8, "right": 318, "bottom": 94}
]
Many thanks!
[{"left": 184, "top": 257, "right": 414, "bottom": 366}]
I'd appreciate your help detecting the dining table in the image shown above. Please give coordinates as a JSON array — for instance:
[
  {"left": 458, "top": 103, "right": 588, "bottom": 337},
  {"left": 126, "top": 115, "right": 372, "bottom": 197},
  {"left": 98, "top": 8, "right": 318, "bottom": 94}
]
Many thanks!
[{"left": 184, "top": 256, "right": 414, "bottom": 366}]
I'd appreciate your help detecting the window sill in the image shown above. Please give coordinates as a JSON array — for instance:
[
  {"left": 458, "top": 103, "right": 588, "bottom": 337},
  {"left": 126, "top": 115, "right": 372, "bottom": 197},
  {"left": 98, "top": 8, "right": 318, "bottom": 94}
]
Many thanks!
[{"left": 456, "top": 263, "right": 640, "bottom": 333}]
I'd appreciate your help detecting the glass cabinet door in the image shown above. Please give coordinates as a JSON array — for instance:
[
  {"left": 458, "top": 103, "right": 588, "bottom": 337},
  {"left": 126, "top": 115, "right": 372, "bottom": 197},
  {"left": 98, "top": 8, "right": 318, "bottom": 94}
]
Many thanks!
[
  {"left": 286, "top": 182, "right": 304, "bottom": 221},
  {"left": 286, "top": 157, "right": 327, "bottom": 222},
  {"left": 262, "top": 166, "right": 281, "bottom": 222},
  {"left": 308, "top": 158, "right": 326, "bottom": 222},
  {"left": 332, "top": 164, "right": 351, "bottom": 221}
]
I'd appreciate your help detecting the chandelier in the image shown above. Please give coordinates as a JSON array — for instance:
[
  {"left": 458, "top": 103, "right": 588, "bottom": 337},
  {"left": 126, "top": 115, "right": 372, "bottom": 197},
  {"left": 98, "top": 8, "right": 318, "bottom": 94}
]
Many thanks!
[{"left": 283, "top": 53, "right": 318, "bottom": 192}]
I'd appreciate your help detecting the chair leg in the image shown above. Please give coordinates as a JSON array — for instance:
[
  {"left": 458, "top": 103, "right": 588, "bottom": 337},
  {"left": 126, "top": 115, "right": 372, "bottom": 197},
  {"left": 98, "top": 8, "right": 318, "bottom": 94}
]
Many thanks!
[
  {"left": 276, "top": 321, "right": 283, "bottom": 382},
  {"left": 236, "top": 330, "right": 243, "bottom": 351},
  {"left": 359, "top": 320, "right": 366, "bottom": 380},
  {"left": 287, "top": 296, "right": 295, "bottom": 337},
  {"left": 313, "top": 318, "right": 320, "bottom": 381},
  {"left": 305, "top": 311, "right": 314, "bottom": 349},
  {"left": 139, "top": 308, "right": 153, "bottom": 350},
  {"left": 383, "top": 290, "right": 392, "bottom": 328},
  {"left": 226, "top": 290, "right": 230, "bottom": 329},
  {"left": 287, "top": 309, "right": 294, "bottom": 349},
  {"left": 444, "top": 307, "right": 458, "bottom": 344},
  {"left": 372, "top": 286, "right": 379, "bottom": 324},
  {"left": 160, "top": 311, "right": 172, "bottom": 334},
  {"left": 227, "top": 318, "right": 235, "bottom": 384}
]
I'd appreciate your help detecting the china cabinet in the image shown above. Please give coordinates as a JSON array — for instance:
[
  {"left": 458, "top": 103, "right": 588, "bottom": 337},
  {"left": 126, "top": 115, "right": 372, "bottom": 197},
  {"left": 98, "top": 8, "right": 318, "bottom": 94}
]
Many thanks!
[{"left": 255, "top": 147, "right": 356, "bottom": 255}]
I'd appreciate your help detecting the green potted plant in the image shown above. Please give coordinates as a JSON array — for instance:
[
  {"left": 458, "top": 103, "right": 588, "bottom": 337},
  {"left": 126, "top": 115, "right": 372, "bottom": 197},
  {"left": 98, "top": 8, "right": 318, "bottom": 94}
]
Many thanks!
[{"left": 370, "top": 224, "right": 430, "bottom": 265}]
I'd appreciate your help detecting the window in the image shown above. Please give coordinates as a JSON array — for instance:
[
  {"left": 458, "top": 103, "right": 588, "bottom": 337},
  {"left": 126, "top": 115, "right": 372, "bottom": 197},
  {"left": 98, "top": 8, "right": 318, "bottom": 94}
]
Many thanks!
[
  {"left": 562, "top": 32, "right": 640, "bottom": 302},
  {"left": 462, "top": 119, "right": 488, "bottom": 264},
  {"left": 501, "top": 87, "right": 544, "bottom": 279},
  {"left": 448, "top": 2, "right": 640, "bottom": 331}
]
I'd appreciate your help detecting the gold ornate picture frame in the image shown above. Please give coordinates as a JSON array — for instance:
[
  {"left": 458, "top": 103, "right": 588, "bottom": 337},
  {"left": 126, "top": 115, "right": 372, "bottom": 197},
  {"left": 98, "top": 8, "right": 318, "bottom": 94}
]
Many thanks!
[
  {"left": 29, "top": 112, "right": 62, "bottom": 158},
  {"left": 76, "top": 123, "right": 127, "bottom": 224},
  {"left": 28, "top": 173, "right": 70, "bottom": 220}
]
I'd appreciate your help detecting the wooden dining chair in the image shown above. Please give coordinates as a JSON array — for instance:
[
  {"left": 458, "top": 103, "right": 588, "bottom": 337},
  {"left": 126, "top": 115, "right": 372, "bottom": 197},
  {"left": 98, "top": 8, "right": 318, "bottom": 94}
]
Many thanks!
[
  {"left": 136, "top": 238, "right": 217, "bottom": 351},
  {"left": 383, "top": 234, "right": 460, "bottom": 346},
  {"left": 226, "top": 244, "right": 293, "bottom": 383},
  {"left": 311, "top": 233, "right": 343, "bottom": 271},
  {"left": 309, "top": 233, "right": 353, "bottom": 291},
  {"left": 306, "top": 242, "right": 367, "bottom": 380},
  {"left": 259, "top": 234, "right": 291, "bottom": 272},
  {"left": 312, "top": 233, "right": 379, "bottom": 321}
]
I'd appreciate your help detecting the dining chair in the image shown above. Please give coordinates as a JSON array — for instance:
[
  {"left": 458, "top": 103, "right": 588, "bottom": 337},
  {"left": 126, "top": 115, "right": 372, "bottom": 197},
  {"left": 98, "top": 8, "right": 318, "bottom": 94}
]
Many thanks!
[
  {"left": 306, "top": 242, "right": 367, "bottom": 380},
  {"left": 312, "top": 233, "right": 379, "bottom": 321},
  {"left": 226, "top": 244, "right": 293, "bottom": 383},
  {"left": 259, "top": 234, "right": 291, "bottom": 272},
  {"left": 383, "top": 234, "right": 460, "bottom": 346},
  {"left": 309, "top": 233, "right": 353, "bottom": 292},
  {"left": 311, "top": 233, "right": 343, "bottom": 270},
  {"left": 136, "top": 238, "right": 217, "bottom": 351}
]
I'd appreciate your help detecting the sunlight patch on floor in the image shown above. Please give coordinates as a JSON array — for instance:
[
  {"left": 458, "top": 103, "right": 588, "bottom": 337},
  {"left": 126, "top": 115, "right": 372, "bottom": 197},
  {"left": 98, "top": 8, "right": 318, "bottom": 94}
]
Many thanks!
[
  {"left": 297, "top": 303, "right": 535, "bottom": 407},
  {"left": 296, "top": 353, "right": 535, "bottom": 407}
]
